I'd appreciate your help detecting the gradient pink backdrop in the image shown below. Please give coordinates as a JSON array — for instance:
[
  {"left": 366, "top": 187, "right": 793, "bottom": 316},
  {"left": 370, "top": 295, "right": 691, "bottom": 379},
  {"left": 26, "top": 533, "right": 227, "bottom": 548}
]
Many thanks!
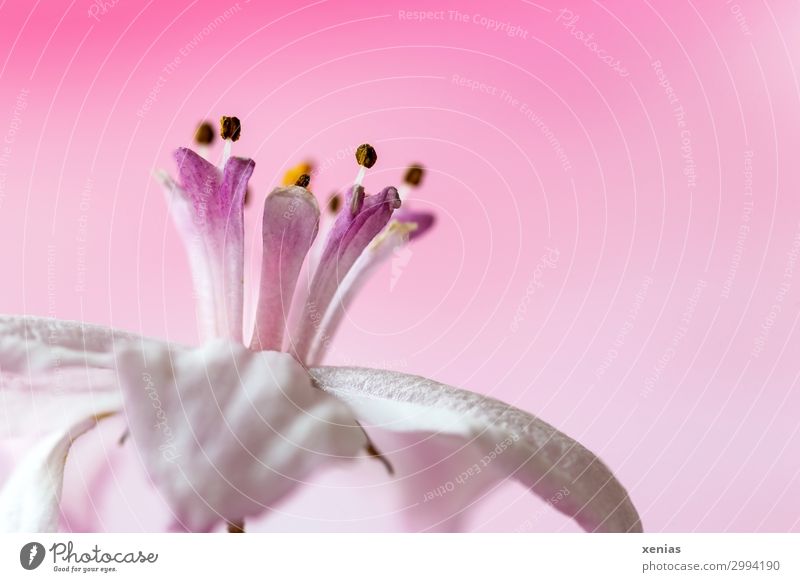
[{"left": 1, "top": 0, "right": 799, "bottom": 532}]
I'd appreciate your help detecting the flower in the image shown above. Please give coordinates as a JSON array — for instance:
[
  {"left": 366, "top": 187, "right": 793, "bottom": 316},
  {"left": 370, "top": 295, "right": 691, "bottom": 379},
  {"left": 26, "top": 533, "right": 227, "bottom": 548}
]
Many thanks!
[{"left": 0, "top": 120, "right": 642, "bottom": 533}]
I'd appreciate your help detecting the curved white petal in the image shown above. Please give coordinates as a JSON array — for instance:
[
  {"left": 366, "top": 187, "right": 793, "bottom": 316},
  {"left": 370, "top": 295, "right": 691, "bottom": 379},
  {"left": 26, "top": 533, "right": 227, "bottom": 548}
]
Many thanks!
[
  {"left": 311, "top": 366, "right": 642, "bottom": 533},
  {"left": 0, "top": 414, "right": 110, "bottom": 532},
  {"left": 116, "top": 339, "right": 367, "bottom": 532}
]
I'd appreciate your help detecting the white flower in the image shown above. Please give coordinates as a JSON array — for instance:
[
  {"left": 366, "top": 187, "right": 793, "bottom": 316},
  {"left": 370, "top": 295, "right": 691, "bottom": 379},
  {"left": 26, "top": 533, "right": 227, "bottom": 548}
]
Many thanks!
[{"left": 0, "top": 127, "right": 641, "bottom": 533}]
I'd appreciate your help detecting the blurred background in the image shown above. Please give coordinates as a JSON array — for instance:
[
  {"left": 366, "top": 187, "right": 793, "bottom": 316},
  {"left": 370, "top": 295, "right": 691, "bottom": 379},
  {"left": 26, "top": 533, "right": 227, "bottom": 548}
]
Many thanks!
[{"left": 0, "top": 0, "right": 799, "bottom": 531}]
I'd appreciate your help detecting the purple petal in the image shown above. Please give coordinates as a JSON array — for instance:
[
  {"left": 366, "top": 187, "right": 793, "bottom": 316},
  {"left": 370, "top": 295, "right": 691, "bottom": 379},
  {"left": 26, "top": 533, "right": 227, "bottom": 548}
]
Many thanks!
[
  {"left": 308, "top": 211, "right": 435, "bottom": 364},
  {"left": 117, "top": 339, "right": 366, "bottom": 532},
  {"left": 289, "top": 185, "right": 401, "bottom": 363},
  {"left": 312, "top": 366, "right": 643, "bottom": 533},
  {"left": 171, "top": 148, "right": 255, "bottom": 341},
  {"left": 250, "top": 186, "right": 319, "bottom": 352}
]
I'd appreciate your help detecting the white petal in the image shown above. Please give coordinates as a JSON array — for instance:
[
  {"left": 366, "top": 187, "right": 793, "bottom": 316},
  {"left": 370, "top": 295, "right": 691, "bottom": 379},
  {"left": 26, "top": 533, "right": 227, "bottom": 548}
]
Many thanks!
[
  {"left": 116, "top": 339, "right": 367, "bottom": 532},
  {"left": 1, "top": 368, "right": 121, "bottom": 438},
  {"left": 0, "top": 314, "right": 143, "bottom": 373},
  {"left": 0, "top": 414, "right": 108, "bottom": 532},
  {"left": 312, "top": 366, "right": 642, "bottom": 533},
  {"left": 0, "top": 316, "right": 135, "bottom": 438}
]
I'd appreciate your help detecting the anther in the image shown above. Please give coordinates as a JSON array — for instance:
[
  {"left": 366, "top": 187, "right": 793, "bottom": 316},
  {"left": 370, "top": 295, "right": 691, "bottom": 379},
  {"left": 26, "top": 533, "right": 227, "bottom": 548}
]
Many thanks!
[
  {"left": 404, "top": 164, "right": 424, "bottom": 186},
  {"left": 219, "top": 116, "right": 241, "bottom": 141},
  {"left": 398, "top": 163, "right": 425, "bottom": 200},
  {"left": 282, "top": 162, "right": 314, "bottom": 187},
  {"left": 355, "top": 144, "right": 377, "bottom": 168},
  {"left": 327, "top": 193, "right": 342, "bottom": 214},
  {"left": 194, "top": 121, "right": 215, "bottom": 145}
]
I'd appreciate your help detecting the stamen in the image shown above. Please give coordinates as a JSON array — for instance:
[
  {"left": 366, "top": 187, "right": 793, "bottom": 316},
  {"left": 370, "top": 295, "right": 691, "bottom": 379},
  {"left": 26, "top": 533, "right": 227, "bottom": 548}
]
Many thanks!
[
  {"left": 398, "top": 163, "right": 425, "bottom": 200},
  {"left": 351, "top": 143, "right": 377, "bottom": 215},
  {"left": 226, "top": 519, "right": 245, "bottom": 533},
  {"left": 327, "top": 192, "right": 341, "bottom": 214},
  {"left": 295, "top": 173, "right": 311, "bottom": 189},
  {"left": 219, "top": 116, "right": 241, "bottom": 168}
]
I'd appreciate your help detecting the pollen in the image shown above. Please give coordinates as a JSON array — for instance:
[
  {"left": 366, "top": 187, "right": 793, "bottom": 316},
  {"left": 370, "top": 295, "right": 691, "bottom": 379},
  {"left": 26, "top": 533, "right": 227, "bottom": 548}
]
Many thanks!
[
  {"left": 404, "top": 164, "right": 425, "bottom": 186},
  {"left": 282, "top": 162, "right": 313, "bottom": 187},
  {"left": 327, "top": 193, "right": 342, "bottom": 214},
  {"left": 220, "top": 116, "right": 241, "bottom": 141},
  {"left": 194, "top": 121, "right": 215, "bottom": 145},
  {"left": 355, "top": 144, "right": 377, "bottom": 168}
]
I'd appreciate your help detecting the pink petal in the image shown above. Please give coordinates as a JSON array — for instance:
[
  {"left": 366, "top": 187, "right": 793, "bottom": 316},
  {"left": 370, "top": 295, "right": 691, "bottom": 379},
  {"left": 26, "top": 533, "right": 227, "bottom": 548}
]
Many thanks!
[
  {"left": 0, "top": 414, "right": 109, "bottom": 532},
  {"left": 310, "top": 212, "right": 435, "bottom": 364},
  {"left": 250, "top": 186, "right": 320, "bottom": 352},
  {"left": 290, "top": 186, "right": 401, "bottom": 363},
  {"left": 170, "top": 148, "right": 255, "bottom": 341},
  {"left": 158, "top": 175, "right": 218, "bottom": 341},
  {"left": 117, "top": 339, "right": 366, "bottom": 532},
  {"left": 312, "top": 367, "right": 642, "bottom": 533}
]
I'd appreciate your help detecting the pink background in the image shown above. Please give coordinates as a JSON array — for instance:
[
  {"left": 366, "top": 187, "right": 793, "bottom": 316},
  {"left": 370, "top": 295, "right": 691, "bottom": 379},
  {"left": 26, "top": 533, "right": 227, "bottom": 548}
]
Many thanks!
[{"left": 1, "top": 0, "right": 799, "bottom": 531}]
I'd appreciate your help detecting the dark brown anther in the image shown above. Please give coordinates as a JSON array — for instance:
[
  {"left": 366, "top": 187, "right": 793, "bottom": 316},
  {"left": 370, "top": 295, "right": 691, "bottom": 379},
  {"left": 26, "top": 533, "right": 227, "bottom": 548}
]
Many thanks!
[
  {"left": 355, "top": 143, "right": 377, "bottom": 168},
  {"left": 227, "top": 520, "right": 245, "bottom": 533},
  {"left": 404, "top": 164, "right": 424, "bottom": 186},
  {"left": 295, "top": 174, "right": 311, "bottom": 188},
  {"left": 220, "top": 116, "right": 241, "bottom": 141},
  {"left": 327, "top": 193, "right": 342, "bottom": 214},
  {"left": 194, "top": 121, "right": 215, "bottom": 145}
]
